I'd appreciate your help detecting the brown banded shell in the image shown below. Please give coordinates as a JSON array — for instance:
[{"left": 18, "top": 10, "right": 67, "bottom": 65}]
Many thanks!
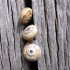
[
  {"left": 20, "top": 7, "right": 32, "bottom": 24},
  {"left": 23, "top": 43, "right": 41, "bottom": 61},
  {"left": 22, "top": 25, "right": 38, "bottom": 41}
]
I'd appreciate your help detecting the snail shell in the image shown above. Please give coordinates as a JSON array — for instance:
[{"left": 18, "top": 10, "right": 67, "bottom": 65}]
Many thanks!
[
  {"left": 20, "top": 7, "right": 32, "bottom": 24},
  {"left": 22, "top": 25, "right": 38, "bottom": 41},
  {"left": 23, "top": 43, "right": 41, "bottom": 61}
]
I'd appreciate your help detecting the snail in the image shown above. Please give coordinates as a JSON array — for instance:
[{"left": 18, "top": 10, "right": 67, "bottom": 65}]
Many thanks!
[
  {"left": 22, "top": 25, "right": 38, "bottom": 41},
  {"left": 23, "top": 43, "right": 41, "bottom": 62},
  {"left": 20, "top": 7, "right": 32, "bottom": 24}
]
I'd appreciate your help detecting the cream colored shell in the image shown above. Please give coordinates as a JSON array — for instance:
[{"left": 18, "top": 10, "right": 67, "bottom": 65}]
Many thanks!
[
  {"left": 22, "top": 25, "right": 38, "bottom": 41},
  {"left": 23, "top": 43, "right": 41, "bottom": 61},
  {"left": 20, "top": 7, "right": 32, "bottom": 24}
]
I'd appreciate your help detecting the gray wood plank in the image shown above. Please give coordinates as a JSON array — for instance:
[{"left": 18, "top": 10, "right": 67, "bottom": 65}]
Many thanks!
[
  {"left": 0, "top": 0, "right": 10, "bottom": 70},
  {"left": 0, "top": 0, "right": 70, "bottom": 70},
  {"left": 44, "top": 0, "right": 58, "bottom": 70},
  {"left": 7, "top": 0, "right": 30, "bottom": 70},
  {"left": 66, "top": 0, "right": 70, "bottom": 70},
  {"left": 55, "top": 0, "right": 67, "bottom": 70},
  {"left": 0, "top": 30, "right": 2, "bottom": 70},
  {"left": 32, "top": 0, "right": 47, "bottom": 70}
]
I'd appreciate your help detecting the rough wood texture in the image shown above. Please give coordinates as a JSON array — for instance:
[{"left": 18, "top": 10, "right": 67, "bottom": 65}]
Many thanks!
[{"left": 0, "top": 0, "right": 70, "bottom": 70}]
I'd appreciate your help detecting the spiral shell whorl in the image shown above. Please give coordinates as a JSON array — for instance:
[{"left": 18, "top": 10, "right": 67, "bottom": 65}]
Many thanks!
[
  {"left": 23, "top": 43, "right": 41, "bottom": 61},
  {"left": 22, "top": 25, "right": 38, "bottom": 41},
  {"left": 20, "top": 7, "right": 32, "bottom": 24}
]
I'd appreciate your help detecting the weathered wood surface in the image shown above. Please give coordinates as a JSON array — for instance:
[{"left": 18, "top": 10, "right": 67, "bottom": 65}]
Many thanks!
[{"left": 0, "top": 0, "right": 70, "bottom": 70}]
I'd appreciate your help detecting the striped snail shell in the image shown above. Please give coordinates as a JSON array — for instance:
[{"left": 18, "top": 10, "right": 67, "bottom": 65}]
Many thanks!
[
  {"left": 23, "top": 43, "right": 41, "bottom": 62},
  {"left": 22, "top": 25, "right": 38, "bottom": 41},
  {"left": 20, "top": 7, "right": 32, "bottom": 24}
]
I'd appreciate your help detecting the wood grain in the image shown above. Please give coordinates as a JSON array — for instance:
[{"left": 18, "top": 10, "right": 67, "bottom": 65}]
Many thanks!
[{"left": 0, "top": 0, "right": 69, "bottom": 70}]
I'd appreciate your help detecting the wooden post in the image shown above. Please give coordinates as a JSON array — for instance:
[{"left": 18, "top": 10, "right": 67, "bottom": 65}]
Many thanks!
[{"left": 0, "top": 0, "right": 69, "bottom": 70}]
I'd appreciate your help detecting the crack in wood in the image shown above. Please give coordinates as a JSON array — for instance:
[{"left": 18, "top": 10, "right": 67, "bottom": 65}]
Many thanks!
[{"left": 6, "top": 31, "right": 12, "bottom": 70}]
